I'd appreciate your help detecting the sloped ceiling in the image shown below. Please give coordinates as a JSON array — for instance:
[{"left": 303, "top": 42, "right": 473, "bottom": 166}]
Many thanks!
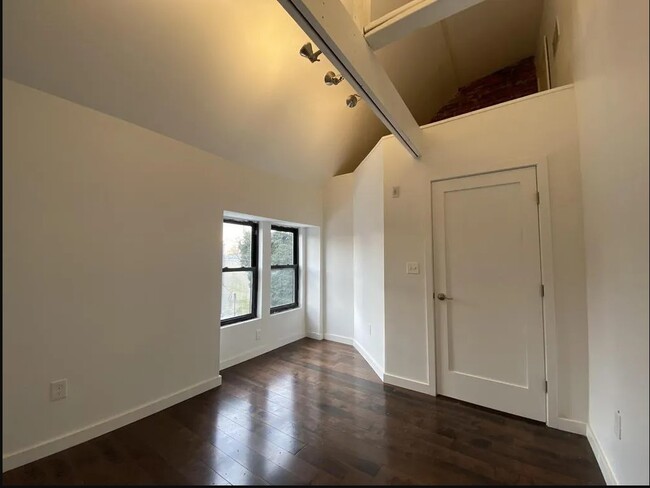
[
  {"left": 3, "top": 0, "right": 542, "bottom": 183},
  {"left": 2, "top": 0, "right": 387, "bottom": 181},
  {"left": 370, "top": 0, "right": 543, "bottom": 126}
]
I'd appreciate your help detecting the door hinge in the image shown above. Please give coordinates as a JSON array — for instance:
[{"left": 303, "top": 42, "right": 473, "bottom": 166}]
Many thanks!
[
  {"left": 545, "top": 380, "right": 548, "bottom": 393},
  {"left": 536, "top": 191, "right": 541, "bottom": 205},
  {"left": 541, "top": 284, "right": 545, "bottom": 297}
]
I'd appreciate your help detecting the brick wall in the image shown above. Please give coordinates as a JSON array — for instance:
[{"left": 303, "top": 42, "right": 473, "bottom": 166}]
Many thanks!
[{"left": 430, "top": 57, "right": 538, "bottom": 123}]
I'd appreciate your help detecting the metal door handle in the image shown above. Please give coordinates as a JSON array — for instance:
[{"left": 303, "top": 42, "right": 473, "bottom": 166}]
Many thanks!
[{"left": 437, "top": 293, "right": 453, "bottom": 301}]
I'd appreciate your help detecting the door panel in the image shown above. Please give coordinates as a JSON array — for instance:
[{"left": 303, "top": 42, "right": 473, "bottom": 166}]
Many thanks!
[{"left": 432, "top": 167, "right": 546, "bottom": 421}]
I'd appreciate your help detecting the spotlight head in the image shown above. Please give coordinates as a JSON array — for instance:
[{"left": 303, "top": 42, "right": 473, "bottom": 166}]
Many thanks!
[
  {"left": 346, "top": 94, "right": 361, "bottom": 108},
  {"left": 324, "top": 71, "right": 343, "bottom": 86},
  {"left": 299, "top": 42, "right": 322, "bottom": 63}
]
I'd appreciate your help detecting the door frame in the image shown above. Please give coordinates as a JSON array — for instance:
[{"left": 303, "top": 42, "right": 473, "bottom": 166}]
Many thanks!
[{"left": 424, "top": 159, "right": 565, "bottom": 431}]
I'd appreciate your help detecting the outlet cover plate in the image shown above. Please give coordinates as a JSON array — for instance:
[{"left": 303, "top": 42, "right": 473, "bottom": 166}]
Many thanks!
[{"left": 50, "top": 379, "right": 68, "bottom": 401}]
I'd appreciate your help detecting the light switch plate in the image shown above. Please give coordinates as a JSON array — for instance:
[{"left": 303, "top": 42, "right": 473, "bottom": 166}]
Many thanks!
[
  {"left": 406, "top": 262, "right": 419, "bottom": 274},
  {"left": 392, "top": 186, "right": 400, "bottom": 198}
]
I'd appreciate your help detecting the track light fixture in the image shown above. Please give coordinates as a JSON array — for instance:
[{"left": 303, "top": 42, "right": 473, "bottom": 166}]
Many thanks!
[
  {"left": 324, "top": 71, "right": 344, "bottom": 86},
  {"left": 299, "top": 42, "right": 322, "bottom": 63},
  {"left": 346, "top": 94, "right": 361, "bottom": 108},
  {"left": 297, "top": 42, "right": 359, "bottom": 110}
]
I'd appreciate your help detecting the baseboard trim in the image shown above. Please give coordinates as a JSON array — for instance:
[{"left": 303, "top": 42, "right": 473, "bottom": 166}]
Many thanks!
[
  {"left": 586, "top": 424, "right": 618, "bottom": 485},
  {"left": 220, "top": 332, "right": 305, "bottom": 370},
  {"left": 554, "top": 417, "right": 587, "bottom": 436},
  {"left": 353, "top": 340, "right": 384, "bottom": 381},
  {"left": 384, "top": 373, "right": 432, "bottom": 395},
  {"left": 2, "top": 376, "right": 222, "bottom": 473},
  {"left": 306, "top": 331, "right": 323, "bottom": 340},
  {"left": 324, "top": 333, "right": 354, "bottom": 345}
]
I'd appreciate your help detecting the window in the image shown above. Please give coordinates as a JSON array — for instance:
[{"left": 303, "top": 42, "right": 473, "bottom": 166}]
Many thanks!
[
  {"left": 270, "top": 226, "right": 299, "bottom": 313},
  {"left": 221, "top": 219, "right": 258, "bottom": 326}
]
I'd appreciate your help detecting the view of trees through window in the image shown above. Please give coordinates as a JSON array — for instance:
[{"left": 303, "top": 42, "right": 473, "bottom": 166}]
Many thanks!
[
  {"left": 221, "top": 221, "right": 255, "bottom": 322},
  {"left": 221, "top": 221, "right": 298, "bottom": 324},
  {"left": 271, "top": 228, "right": 298, "bottom": 310}
]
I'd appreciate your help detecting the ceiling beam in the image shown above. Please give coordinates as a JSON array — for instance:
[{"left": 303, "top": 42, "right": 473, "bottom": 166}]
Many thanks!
[
  {"left": 364, "top": 0, "right": 485, "bottom": 51},
  {"left": 278, "top": 0, "right": 423, "bottom": 159}
]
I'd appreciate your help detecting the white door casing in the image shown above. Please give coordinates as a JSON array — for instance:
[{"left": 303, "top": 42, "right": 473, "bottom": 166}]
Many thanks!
[{"left": 432, "top": 166, "right": 546, "bottom": 421}]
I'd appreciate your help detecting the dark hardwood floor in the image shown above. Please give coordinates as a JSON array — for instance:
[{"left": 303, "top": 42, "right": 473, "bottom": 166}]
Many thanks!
[{"left": 3, "top": 338, "right": 604, "bottom": 485}]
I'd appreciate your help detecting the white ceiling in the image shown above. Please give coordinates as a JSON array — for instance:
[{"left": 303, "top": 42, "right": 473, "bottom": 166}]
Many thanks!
[{"left": 3, "top": 0, "right": 543, "bottom": 183}]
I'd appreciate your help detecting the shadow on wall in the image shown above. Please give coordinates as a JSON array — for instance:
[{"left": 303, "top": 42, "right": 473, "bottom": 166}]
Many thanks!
[{"left": 431, "top": 57, "right": 539, "bottom": 123}]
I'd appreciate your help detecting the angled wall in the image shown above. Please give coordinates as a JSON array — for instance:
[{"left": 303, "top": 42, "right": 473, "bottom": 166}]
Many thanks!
[
  {"left": 323, "top": 174, "right": 355, "bottom": 344},
  {"left": 2, "top": 79, "right": 323, "bottom": 470},
  {"left": 352, "top": 144, "right": 386, "bottom": 377},
  {"left": 323, "top": 143, "right": 385, "bottom": 375}
]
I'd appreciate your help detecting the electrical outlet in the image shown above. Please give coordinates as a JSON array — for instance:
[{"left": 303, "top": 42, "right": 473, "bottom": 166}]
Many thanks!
[
  {"left": 255, "top": 328, "right": 261, "bottom": 341},
  {"left": 406, "top": 262, "right": 420, "bottom": 274},
  {"left": 615, "top": 410, "right": 622, "bottom": 440},
  {"left": 50, "top": 379, "right": 68, "bottom": 401}
]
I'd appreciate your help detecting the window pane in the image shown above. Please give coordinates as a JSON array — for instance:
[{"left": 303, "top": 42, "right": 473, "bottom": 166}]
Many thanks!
[
  {"left": 223, "top": 222, "right": 252, "bottom": 268},
  {"left": 271, "top": 229, "right": 295, "bottom": 265},
  {"left": 221, "top": 271, "right": 253, "bottom": 320},
  {"left": 271, "top": 268, "right": 296, "bottom": 308}
]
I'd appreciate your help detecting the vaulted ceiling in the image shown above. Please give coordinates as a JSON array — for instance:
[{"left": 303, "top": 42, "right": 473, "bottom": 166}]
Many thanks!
[{"left": 3, "top": 0, "right": 542, "bottom": 183}]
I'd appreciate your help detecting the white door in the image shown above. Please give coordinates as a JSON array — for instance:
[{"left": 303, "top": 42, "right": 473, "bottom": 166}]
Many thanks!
[{"left": 432, "top": 166, "right": 546, "bottom": 421}]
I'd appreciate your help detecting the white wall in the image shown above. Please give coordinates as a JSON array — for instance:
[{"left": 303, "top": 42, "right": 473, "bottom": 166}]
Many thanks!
[
  {"left": 536, "top": 0, "right": 576, "bottom": 89},
  {"left": 2, "top": 79, "right": 323, "bottom": 469},
  {"left": 536, "top": 1, "right": 649, "bottom": 483},
  {"left": 352, "top": 145, "right": 386, "bottom": 377},
  {"left": 382, "top": 87, "right": 589, "bottom": 425},
  {"left": 572, "top": 0, "right": 648, "bottom": 484},
  {"left": 305, "top": 226, "right": 323, "bottom": 339},
  {"left": 323, "top": 174, "right": 355, "bottom": 344}
]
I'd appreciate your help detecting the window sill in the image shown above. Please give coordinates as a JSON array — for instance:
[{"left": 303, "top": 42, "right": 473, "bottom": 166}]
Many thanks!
[
  {"left": 270, "top": 306, "right": 302, "bottom": 316},
  {"left": 221, "top": 316, "right": 261, "bottom": 329}
]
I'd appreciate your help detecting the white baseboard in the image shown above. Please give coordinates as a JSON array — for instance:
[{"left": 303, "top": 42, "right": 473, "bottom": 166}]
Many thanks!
[
  {"left": 324, "top": 333, "right": 353, "bottom": 345},
  {"left": 384, "top": 373, "right": 432, "bottom": 395},
  {"left": 2, "top": 376, "right": 222, "bottom": 473},
  {"left": 306, "top": 331, "right": 323, "bottom": 340},
  {"left": 353, "top": 340, "right": 384, "bottom": 381},
  {"left": 220, "top": 332, "right": 305, "bottom": 370},
  {"left": 554, "top": 417, "right": 587, "bottom": 436},
  {"left": 586, "top": 424, "right": 618, "bottom": 485}
]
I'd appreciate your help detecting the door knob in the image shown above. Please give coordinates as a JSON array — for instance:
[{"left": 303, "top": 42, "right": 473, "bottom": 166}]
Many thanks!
[{"left": 437, "top": 293, "right": 453, "bottom": 301}]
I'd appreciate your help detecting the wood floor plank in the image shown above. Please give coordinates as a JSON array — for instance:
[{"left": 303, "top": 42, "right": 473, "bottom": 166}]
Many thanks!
[
  {"left": 3, "top": 338, "right": 605, "bottom": 485},
  {"left": 167, "top": 389, "right": 337, "bottom": 484}
]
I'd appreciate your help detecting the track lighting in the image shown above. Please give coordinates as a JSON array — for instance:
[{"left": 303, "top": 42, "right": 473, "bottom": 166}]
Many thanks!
[
  {"left": 299, "top": 42, "right": 322, "bottom": 63},
  {"left": 324, "top": 71, "right": 344, "bottom": 86},
  {"left": 346, "top": 94, "right": 361, "bottom": 108},
  {"left": 298, "top": 42, "right": 359, "bottom": 110}
]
